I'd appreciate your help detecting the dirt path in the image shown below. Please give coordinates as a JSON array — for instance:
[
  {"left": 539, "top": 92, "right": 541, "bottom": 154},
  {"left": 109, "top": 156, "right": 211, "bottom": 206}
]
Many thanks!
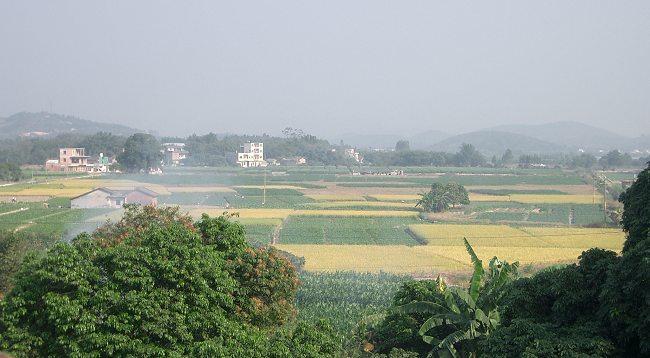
[{"left": 272, "top": 217, "right": 288, "bottom": 244}]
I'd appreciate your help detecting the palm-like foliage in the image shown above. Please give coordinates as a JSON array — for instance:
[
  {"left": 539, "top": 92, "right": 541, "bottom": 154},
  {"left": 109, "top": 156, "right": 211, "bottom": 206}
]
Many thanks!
[{"left": 397, "top": 239, "right": 518, "bottom": 357}]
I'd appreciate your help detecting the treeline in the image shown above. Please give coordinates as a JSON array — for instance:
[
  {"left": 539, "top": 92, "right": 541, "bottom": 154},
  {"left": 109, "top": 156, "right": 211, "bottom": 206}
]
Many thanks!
[
  {"left": 171, "top": 129, "right": 351, "bottom": 166},
  {"left": 1, "top": 129, "right": 647, "bottom": 170},
  {"left": 366, "top": 144, "right": 649, "bottom": 169},
  {"left": 0, "top": 132, "right": 126, "bottom": 165}
]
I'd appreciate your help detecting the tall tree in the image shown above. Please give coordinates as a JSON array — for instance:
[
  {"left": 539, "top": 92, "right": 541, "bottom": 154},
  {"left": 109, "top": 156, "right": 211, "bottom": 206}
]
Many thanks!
[
  {"left": 455, "top": 144, "right": 485, "bottom": 167},
  {"left": 117, "top": 133, "right": 162, "bottom": 172},
  {"left": 500, "top": 149, "right": 514, "bottom": 165},
  {"left": 395, "top": 140, "right": 410, "bottom": 152}
]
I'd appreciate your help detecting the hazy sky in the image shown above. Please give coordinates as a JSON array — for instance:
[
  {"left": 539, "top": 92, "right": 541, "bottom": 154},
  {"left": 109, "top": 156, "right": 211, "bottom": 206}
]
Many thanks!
[{"left": 1, "top": 1, "right": 649, "bottom": 137}]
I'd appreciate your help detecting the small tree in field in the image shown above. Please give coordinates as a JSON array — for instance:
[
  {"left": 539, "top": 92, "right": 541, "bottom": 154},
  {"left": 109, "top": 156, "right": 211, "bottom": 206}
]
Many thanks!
[{"left": 416, "top": 183, "right": 470, "bottom": 212}]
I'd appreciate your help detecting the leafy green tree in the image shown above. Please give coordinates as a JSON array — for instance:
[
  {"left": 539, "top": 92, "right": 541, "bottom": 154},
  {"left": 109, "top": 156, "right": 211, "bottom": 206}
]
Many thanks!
[
  {"left": 517, "top": 154, "right": 542, "bottom": 166},
  {"left": 0, "top": 163, "right": 23, "bottom": 182},
  {"left": 479, "top": 319, "right": 613, "bottom": 357},
  {"left": 0, "top": 232, "right": 53, "bottom": 298},
  {"left": 394, "top": 240, "right": 518, "bottom": 357},
  {"left": 598, "top": 149, "right": 632, "bottom": 169},
  {"left": 570, "top": 153, "right": 597, "bottom": 169},
  {"left": 395, "top": 140, "right": 410, "bottom": 152},
  {"left": 77, "top": 131, "right": 126, "bottom": 158},
  {"left": 500, "top": 149, "right": 514, "bottom": 166},
  {"left": 618, "top": 164, "right": 650, "bottom": 252},
  {"left": 0, "top": 206, "right": 336, "bottom": 357},
  {"left": 598, "top": 163, "right": 650, "bottom": 355},
  {"left": 117, "top": 133, "right": 162, "bottom": 172},
  {"left": 417, "top": 183, "right": 470, "bottom": 212},
  {"left": 454, "top": 144, "right": 485, "bottom": 167},
  {"left": 368, "top": 278, "right": 450, "bottom": 356}
]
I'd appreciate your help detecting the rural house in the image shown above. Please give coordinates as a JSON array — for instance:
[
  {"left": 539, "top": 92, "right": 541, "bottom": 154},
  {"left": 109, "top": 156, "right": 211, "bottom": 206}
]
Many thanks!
[
  {"left": 162, "top": 142, "right": 188, "bottom": 166},
  {"left": 71, "top": 187, "right": 159, "bottom": 209},
  {"left": 237, "top": 142, "right": 266, "bottom": 167},
  {"left": 45, "top": 148, "right": 93, "bottom": 173}
]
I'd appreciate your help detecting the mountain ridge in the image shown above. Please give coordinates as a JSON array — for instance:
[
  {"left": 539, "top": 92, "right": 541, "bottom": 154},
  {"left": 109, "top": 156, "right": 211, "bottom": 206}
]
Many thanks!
[{"left": 0, "top": 112, "right": 142, "bottom": 138}]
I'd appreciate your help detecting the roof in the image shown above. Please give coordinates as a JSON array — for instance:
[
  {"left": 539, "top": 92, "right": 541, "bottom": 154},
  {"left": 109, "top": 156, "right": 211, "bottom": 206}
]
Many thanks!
[
  {"left": 134, "top": 187, "right": 159, "bottom": 197},
  {"left": 70, "top": 187, "right": 158, "bottom": 201}
]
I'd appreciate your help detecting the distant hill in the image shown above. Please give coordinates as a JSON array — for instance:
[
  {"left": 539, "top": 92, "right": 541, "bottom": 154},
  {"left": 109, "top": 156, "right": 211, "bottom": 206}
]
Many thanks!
[
  {"left": 488, "top": 121, "right": 630, "bottom": 152},
  {"left": 0, "top": 112, "right": 141, "bottom": 138},
  {"left": 429, "top": 130, "right": 566, "bottom": 155},
  {"left": 333, "top": 129, "right": 450, "bottom": 150}
]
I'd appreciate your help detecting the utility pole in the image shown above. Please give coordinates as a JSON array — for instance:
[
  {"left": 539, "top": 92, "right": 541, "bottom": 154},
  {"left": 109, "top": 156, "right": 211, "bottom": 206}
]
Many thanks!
[{"left": 593, "top": 178, "right": 596, "bottom": 205}]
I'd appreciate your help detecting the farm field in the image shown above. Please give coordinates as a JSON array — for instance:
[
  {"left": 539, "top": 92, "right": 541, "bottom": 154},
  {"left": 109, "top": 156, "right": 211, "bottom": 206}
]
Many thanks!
[
  {"left": 1, "top": 165, "right": 629, "bottom": 276},
  {"left": 279, "top": 216, "right": 421, "bottom": 245}
]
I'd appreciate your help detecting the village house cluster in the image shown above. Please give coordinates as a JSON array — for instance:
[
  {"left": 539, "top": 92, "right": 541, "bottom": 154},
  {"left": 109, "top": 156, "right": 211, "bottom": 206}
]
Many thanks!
[{"left": 44, "top": 148, "right": 114, "bottom": 173}]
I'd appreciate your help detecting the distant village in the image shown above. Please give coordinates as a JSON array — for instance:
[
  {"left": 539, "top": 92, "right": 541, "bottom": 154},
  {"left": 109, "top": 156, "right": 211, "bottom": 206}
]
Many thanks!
[{"left": 41, "top": 141, "right": 368, "bottom": 208}]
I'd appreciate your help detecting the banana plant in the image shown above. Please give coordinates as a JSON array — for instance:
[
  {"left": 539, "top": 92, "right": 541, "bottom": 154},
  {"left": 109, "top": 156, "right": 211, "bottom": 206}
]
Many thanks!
[{"left": 397, "top": 239, "right": 518, "bottom": 357}]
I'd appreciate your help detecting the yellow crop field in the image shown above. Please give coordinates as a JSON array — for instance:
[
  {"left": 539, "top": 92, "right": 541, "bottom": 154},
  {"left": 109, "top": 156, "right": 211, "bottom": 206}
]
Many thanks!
[
  {"left": 409, "top": 224, "right": 528, "bottom": 241},
  {"left": 305, "top": 194, "right": 367, "bottom": 201},
  {"left": 467, "top": 193, "right": 603, "bottom": 204},
  {"left": 409, "top": 224, "right": 547, "bottom": 247},
  {"left": 234, "top": 185, "right": 305, "bottom": 190},
  {"left": 522, "top": 227, "right": 625, "bottom": 250},
  {"left": 7, "top": 188, "right": 90, "bottom": 197},
  {"left": 187, "top": 207, "right": 420, "bottom": 220},
  {"left": 409, "top": 224, "right": 625, "bottom": 251},
  {"left": 426, "top": 245, "right": 588, "bottom": 265},
  {"left": 167, "top": 186, "right": 235, "bottom": 193},
  {"left": 188, "top": 208, "right": 295, "bottom": 219},
  {"left": 301, "top": 201, "right": 415, "bottom": 209},
  {"left": 274, "top": 244, "right": 589, "bottom": 274},
  {"left": 367, "top": 194, "right": 420, "bottom": 202},
  {"left": 274, "top": 244, "right": 470, "bottom": 273},
  {"left": 294, "top": 210, "right": 419, "bottom": 218},
  {"left": 510, "top": 194, "right": 602, "bottom": 204},
  {"left": 234, "top": 217, "right": 284, "bottom": 226},
  {"left": 468, "top": 194, "right": 512, "bottom": 202}
]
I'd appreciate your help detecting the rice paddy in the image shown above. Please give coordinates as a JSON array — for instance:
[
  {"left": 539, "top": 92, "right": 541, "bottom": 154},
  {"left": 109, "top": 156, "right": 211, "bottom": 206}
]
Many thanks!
[{"left": 2, "top": 166, "right": 628, "bottom": 275}]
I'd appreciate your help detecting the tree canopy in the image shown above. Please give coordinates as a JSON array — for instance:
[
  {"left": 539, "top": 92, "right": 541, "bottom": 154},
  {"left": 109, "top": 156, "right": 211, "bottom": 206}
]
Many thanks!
[
  {"left": 117, "top": 133, "right": 163, "bottom": 172},
  {"left": 416, "top": 182, "right": 470, "bottom": 212},
  {"left": 0, "top": 206, "right": 338, "bottom": 357}
]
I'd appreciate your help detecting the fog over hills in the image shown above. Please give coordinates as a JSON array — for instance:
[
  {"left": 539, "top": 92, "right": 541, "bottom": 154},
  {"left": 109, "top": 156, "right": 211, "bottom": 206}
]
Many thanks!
[
  {"left": 337, "top": 121, "right": 650, "bottom": 155},
  {"left": 333, "top": 130, "right": 450, "bottom": 150},
  {"left": 0, "top": 112, "right": 141, "bottom": 138},
  {"left": 428, "top": 130, "right": 566, "bottom": 156},
  {"left": 3, "top": 111, "right": 649, "bottom": 156}
]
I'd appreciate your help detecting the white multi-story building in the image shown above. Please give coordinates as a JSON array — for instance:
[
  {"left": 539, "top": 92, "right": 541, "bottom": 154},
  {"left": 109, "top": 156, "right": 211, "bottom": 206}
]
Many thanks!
[
  {"left": 237, "top": 142, "right": 266, "bottom": 167},
  {"left": 345, "top": 148, "right": 363, "bottom": 163}
]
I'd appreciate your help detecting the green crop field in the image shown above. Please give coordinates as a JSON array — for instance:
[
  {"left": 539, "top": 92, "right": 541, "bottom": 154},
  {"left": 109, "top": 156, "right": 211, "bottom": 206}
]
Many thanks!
[
  {"left": 279, "top": 216, "right": 423, "bottom": 245},
  {"left": 296, "top": 271, "right": 407, "bottom": 334}
]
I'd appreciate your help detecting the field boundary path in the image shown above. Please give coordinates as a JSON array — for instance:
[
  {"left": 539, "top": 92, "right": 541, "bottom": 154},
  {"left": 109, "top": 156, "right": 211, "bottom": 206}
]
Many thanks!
[
  {"left": 272, "top": 217, "right": 288, "bottom": 244},
  {"left": 0, "top": 207, "right": 29, "bottom": 217},
  {"left": 13, "top": 209, "right": 73, "bottom": 232}
]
